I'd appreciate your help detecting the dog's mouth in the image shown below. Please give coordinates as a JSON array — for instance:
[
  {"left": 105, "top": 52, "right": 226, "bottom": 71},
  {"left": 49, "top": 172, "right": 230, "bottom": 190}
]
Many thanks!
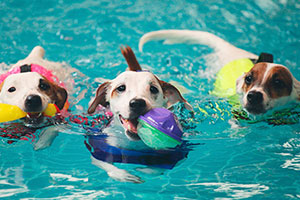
[
  {"left": 27, "top": 112, "right": 42, "bottom": 118},
  {"left": 245, "top": 104, "right": 266, "bottom": 115},
  {"left": 24, "top": 112, "right": 45, "bottom": 127},
  {"left": 119, "top": 115, "right": 139, "bottom": 134}
]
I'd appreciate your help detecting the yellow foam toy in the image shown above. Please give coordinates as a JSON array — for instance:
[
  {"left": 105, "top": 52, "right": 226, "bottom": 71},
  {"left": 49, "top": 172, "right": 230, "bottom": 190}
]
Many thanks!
[
  {"left": 43, "top": 104, "right": 59, "bottom": 117},
  {"left": 0, "top": 103, "right": 58, "bottom": 123},
  {"left": 210, "top": 58, "right": 254, "bottom": 104}
]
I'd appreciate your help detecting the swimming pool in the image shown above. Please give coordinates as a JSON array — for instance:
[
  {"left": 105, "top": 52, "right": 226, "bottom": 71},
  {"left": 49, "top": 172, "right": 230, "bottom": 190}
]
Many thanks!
[{"left": 1, "top": 0, "right": 300, "bottom": 199}]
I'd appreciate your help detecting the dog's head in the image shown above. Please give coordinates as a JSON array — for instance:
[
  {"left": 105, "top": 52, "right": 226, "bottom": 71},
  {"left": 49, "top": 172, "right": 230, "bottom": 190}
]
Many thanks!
[
  {"left": 0, "top": 72, "right": 67, "bottom": 127},
  {"left": 236, "top": 62, "right": 300, "bottom": 115},
  {"left": 88, "top": 46, "right": 192, "bottom": 140}
]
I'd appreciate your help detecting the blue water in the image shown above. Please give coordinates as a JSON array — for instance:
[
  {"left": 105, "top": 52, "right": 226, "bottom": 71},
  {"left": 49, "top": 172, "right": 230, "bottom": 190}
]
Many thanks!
[{"left": 1, "top": 0, "right": 300, "bottom": 199}]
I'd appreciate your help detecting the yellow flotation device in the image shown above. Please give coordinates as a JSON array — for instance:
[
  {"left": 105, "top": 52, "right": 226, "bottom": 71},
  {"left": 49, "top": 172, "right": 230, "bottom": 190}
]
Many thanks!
[
  {"left": 210, "top": 58, "right": 254, "bottom": 104},
  {"left": 0, "top": 103, "right": 59, "bottom": 123}
]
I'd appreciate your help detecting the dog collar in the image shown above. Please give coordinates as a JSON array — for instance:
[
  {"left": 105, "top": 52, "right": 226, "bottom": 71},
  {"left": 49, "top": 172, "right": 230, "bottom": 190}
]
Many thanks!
[
  {"left": 256, "top": 52, "right": 273, "bottom": 63},
  {"left": 0, "top": 64, "right": 65, "bottom": 88}
]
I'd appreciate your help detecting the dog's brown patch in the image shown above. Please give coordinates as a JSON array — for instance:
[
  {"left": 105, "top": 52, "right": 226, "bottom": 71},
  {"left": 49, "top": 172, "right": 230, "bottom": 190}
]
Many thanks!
[
  {"left": 88, "top": 81, "right": 111, "bottom": 114},
  {"left": 111, "top": 86, "right": 121, "bottom": 99},
  {"left": 111, "top": 88, "right": 117, "bottom": 99},
  {"left": 264, "top": 66, "right": 293, "bottom": 99},
  {"left": 242, "top": 62, "right": 268, "bottom": 93},
  {"left": 39, "top": 77, "right": 68, "bottom": 110},
  {"left": 0, "top": 81, "right": 4, "bottom": 92},
  {"left": 159, "top": 80, "right": 188, "bottom": 106},
  {"left": 120, "top": 46, "right": 142, "bottom": 71}
]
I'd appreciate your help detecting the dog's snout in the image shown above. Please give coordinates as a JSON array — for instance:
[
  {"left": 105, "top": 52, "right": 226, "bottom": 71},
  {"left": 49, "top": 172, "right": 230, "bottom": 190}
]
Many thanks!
[
  {"left": 247, "top": 91, "right": 263, "bottom": 104},
  {"left": 129, "top": 98, "right": 147, "bottom": 116},
  {"left": 129, "top": 98, "right": 146, "bottom": 110},
  {"left": 25, "top": 95, "right": 42, "bottom": 112}
]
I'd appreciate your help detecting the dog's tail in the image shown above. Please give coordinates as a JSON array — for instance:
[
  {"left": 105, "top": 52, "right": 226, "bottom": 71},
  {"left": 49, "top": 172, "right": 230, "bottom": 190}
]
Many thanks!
[
  {"left": 139, "top": 30, "right": 231, "bottom": 52},
  {"left": 27, "top": 46, "right": 45, "bottom": 59},
  {"left": 139, "top": 30, "right": 258, "bottom": 65}
]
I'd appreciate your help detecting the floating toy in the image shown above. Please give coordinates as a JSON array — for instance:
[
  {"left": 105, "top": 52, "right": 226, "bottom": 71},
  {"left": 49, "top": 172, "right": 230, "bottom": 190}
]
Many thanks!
[
  {"left": 0, "top": 104, "right": 26, "bottom": 123},
  {"left": 211, "top": 53, "right": 273, "bottom": 104},
  {"left": 210, "top": 58, "right": 254, "bottom": 104},
  {"left": 137, "top": 108, "right": 183, "bottom": 150},
  {"left": 43, "top": 104, "right": 60, "bottom": 117},
  {"left": 0, "top": 103, "right": 59, "bottom": 123}
]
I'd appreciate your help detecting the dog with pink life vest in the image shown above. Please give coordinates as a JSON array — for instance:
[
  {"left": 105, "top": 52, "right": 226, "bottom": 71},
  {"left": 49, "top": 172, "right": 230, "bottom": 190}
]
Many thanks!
[{"left": 0, "top": 46, "right": 71, "bottom": 150}]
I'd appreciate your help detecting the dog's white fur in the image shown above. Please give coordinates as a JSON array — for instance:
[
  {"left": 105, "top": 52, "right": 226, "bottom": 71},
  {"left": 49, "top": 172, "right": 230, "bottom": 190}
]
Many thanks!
[
  {"left": 11, "top": 46, "right": 68, "bottom": 80},
  {"left": 108, "top": 71, "right": 167, "bottom": 120},
  {"left": 236, "top": 63, "right": 300, "bottom": 113},
  {"left": 139, "top": 30, "right": 258, "bottom": 67},
  {"left": 139, "top": 30, "right": 300, "bottom": 114},
  {"left": 89, "top": 72, "right": 165, "bottom": 183},
  {"left": 0, "top": 46, "right": 69, "bottom": 109},
  {"left": 0, "top": 72, "right": 51, "bottom": 112},
  {"left": 0, "top": 46, "right": 70, "bottom": 150},
  {"left": 88, "top": 47, "right": 191, "bottom": 183}
]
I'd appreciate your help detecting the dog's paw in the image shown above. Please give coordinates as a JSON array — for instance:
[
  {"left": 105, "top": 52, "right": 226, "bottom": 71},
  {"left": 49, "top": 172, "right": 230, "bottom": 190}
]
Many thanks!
[
  {"left": 91, "top": 156, "right": 144, "bottom": 183},
  {"left": 108, "top": 169, "right": 144, "bottom": 184},
  {"left": 135, "top": 167, "right": 165, "bottom": 175},
  {"left": 34, "top": 127, "right": 58, "bottom": 151}
]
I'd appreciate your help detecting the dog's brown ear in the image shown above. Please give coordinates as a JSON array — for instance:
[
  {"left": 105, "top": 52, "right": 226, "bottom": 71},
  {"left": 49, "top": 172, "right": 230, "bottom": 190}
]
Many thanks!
[
  {"left": 120, "top": 46, "right": 142, "bottom": 71},
  {"left": 88, "top": 82, "right": 111, "bottom": 114},
  {"left": 39, "top": 77, "right": 68, "bottom": 110},
  {"left": 159, "top": 80, "right": 193, "bottom": 111},
  {"left": 52, "top": 85, "right": 68, "bottom": 110}
]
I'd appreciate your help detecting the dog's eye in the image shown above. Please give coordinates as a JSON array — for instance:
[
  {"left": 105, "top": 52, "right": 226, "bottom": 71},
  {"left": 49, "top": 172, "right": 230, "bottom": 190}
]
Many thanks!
[
  {"left": 273, "top": 79, "right": 285, "bottom": 88},
  {"left": 150, "top": 86, "right": 159, "bottom": 94},
  {"left": 245, "top": 75, "right": 253, "bottom": 85},
  {"left": 39, "top": 79, "right": 50, "bottom": 91},
  {"left": 8, "top": 87, "right": 16, "bottom": 93},
  {"left": 116, "top": 85, "right": 126, "bottom": 92}
]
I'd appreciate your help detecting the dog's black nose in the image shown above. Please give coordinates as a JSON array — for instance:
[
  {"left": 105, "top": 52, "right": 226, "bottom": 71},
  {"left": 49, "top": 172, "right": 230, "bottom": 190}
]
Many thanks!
[
  {"left": 129, "top": 98, "right": 146, "bottom": 114},
  {"left": 25, "top": 95, "right": 43, "bottom": 112},
  {"left": 247, "top": 91, "right": 263, "bottom": 104}
]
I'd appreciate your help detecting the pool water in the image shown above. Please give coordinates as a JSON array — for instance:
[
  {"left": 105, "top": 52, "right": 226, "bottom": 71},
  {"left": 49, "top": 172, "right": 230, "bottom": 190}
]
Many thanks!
[{"left": 1, "top": 0, "right": 300, "bottom": 199}]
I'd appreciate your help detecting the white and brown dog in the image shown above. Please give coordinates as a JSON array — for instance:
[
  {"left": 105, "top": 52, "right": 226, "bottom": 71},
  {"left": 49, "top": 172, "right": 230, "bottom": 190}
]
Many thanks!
[
  {"left": 236, "top": 62, "right": 300, "bottom": 114},
  {"left": 0, "top": 46, "right": 69, "bottom": 149},
  {"left": 139, "top": 30, "right": 300, "bottom": 115},
  {"left": 87, "top": 46, "right": 192, "bottom": 183}
]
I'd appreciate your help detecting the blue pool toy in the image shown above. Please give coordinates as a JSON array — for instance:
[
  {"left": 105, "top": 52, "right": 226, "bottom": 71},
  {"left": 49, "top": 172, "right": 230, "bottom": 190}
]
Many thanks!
[{"left": 85, "top": 134, "right": 188, "bottom": 169}]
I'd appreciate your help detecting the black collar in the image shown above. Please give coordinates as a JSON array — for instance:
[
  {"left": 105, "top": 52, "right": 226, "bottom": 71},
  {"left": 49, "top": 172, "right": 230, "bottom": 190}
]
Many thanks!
[
  {"left": 256, "top": 52, "right": 273, "bottom": 63},
  {"left": 20, "top": 64, "right": 32, "bottom": 73}
]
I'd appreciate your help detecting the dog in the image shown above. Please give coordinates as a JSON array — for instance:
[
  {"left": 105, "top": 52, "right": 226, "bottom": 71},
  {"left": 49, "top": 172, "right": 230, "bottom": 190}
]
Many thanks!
[
  {"left": 139, "top": 30, "right": 300, "bottom": 115},
  {"left": 0, "top": 46, "right": 69, "bottom": 149},
  {"left": 87, "top": 46, "right": 192, "bottom": 183}
]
